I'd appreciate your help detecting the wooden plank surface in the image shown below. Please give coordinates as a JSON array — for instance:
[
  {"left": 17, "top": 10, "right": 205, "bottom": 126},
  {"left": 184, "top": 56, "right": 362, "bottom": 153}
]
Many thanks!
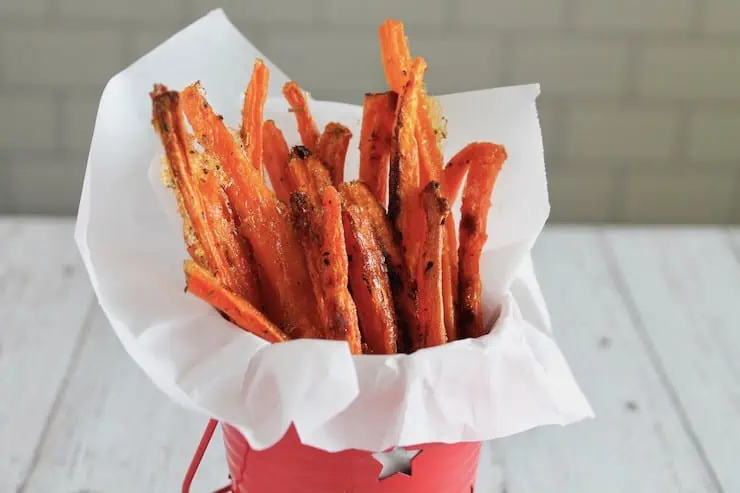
[
  {"left": 22, "top": 305, "right": 227, "bottom": 492},
  {"left": 480, "top": 228, "right": 719, "bottom": 493},
  {"left": 0, "top": 219, "right": 95, "bottom": 492},
  {"left": 606, "top": 228, "right": 740, "bottom": 493}
]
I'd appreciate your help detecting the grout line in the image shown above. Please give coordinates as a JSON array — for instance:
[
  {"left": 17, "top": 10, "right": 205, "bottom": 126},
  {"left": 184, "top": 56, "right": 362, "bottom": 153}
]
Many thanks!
[
  {"left": 596, "top": 231, "right": 726, "bottom": 493},
  {"left": 15, "top": 295, "right": 98, "bottom": 493}
]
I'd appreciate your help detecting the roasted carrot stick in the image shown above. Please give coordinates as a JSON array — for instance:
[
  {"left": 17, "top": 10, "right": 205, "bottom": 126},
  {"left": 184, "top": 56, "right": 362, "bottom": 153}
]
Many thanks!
[
  {"left": 442, "top": 214, "right": 458, "bottom": 341},
  {"left": 290, "top": 188, "right": 362, "bottom": 354},
  {"left": 241, "top": 59, "right": 269, "bottom": 175},
  {"left": 180, "top": 82, "right": 321, "bottom": 340},
  {"left": 318, "top": 122, "right": 352, "bottom": 186},
  {"left": 283, "top": 81, "right": 320, "bottom": 151},
  {"left": 184, "top": 260, "right": 288, "bottom": 344},
  {"left": 343, "top": 204, "right": 398, "bottom": 354},
  {"left": 389, "top": 57, "right": 426, "bottom": 275},
  {"left": 339, "top": 181, "right": 417, "bottom": 353},
  {"left": 151, "top": 86, "right": 261, "bottom": 308},
  {"left": 358, "top": 92, "right": 397, "bottom": 206},
  {"left": 263, "top": 120, "right": 292, "bottom": 203},
  {"left": 379, "top": 19, "right": 412, "bottom": 94},
  {"left": 288, "top": 146, "right": 331, "bottom": 198},
  {"left": 416, "top": 182, "right": 449, "bottom": 349},
  {"left": 441, "top": 143, "right": 494, "bottom": 203},
  {"left": 458, "top": 143, "right": 507, "bottom": 339}
]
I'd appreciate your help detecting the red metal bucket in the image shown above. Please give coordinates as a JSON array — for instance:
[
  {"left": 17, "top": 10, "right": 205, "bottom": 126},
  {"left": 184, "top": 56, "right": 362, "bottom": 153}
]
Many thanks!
[{"left": 184, "top": 419, "right": 481, "bottom": 492}]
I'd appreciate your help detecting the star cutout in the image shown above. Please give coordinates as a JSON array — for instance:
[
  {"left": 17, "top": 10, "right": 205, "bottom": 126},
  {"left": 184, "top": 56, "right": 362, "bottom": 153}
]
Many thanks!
[{"left": 372, "top": 446, "right": 421, "bottom": 479}]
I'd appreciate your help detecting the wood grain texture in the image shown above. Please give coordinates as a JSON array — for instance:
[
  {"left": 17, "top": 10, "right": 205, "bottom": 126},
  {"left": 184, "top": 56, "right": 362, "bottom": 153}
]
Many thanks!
[
  {"left": 0, "top": 219, "right": 95, "bottom": 492},
  {"left": 479, "top": 228, "right": 719, "bottom": 493},
  {"left": 22, "top": 305, "right": 228, "bottom": 492},
  {"left": 606, "top": 227, "right": 740, "bottom": 493}
]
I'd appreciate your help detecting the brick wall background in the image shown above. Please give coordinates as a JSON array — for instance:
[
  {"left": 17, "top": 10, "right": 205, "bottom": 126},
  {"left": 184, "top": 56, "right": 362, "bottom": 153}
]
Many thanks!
[{"left": 1, "top": 0, "right": 739, "bottom": 223}]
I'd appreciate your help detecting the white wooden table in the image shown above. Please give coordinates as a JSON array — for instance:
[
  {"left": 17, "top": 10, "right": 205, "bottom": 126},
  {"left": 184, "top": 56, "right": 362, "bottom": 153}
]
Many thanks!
[{"left": 2, "top": 217, "right": 739, "bottom": 493}]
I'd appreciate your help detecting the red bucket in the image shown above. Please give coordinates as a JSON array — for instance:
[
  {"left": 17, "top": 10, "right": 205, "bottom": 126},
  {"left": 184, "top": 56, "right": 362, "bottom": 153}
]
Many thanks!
[{"left": 184, "top": 419, "right": 481, "bottom": 493}]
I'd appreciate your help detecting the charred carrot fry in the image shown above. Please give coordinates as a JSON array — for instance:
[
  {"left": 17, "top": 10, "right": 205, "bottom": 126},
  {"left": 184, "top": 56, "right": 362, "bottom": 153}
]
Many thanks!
[
  {"left": 389, "top": 57, "right": 426, "bottom": 274},
  {"left": 290, "top": 188, "right": 362, "bottom": 354},
  {"left": 358, "top": 92, "right": 397, "bottom": 206},
  {"left": 379, "top": 20, "right": 412, "bottom": 94},
  {"left": 416, "top": 182, "right": 449, "bottom": 349},
  {"left": 458, "top": 143, "right": 507, "bottom": 339},
  {"left": 288, "top": 146, "right": 331, "bottom": 199},
  {"left": 241, "top": 59, "right": 269, "bottom": 175},
  {"left": 263, "top": 120, "right": 292, "bottom": 203},
  {"left": 343, "top": 204, "right": 398, "bottom": 354},
  {"left": 151, "top": 86, "right": 262, "bottom": 308},
  {"left": 184, "top": 260, "right": 288, "bottom": 344},
  {"left": 442, "top": 214, "right": 458, "bottom": 341},
  {"left": 283, "top": 81, "right": 320, "bottom": 151},
  {"left": 339, "top": 181, "right": 417, "bottom": 353},
  {"left": 180, "top": 83, "right": 321, "bottom": 340},
  {"left": 318, "top": 122, "right": 352, "bottom": 186}
]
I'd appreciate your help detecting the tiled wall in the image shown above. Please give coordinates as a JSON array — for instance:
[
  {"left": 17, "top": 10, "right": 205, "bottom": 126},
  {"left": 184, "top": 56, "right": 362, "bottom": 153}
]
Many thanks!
[{"left": 1, "top": 0, "right": 739, "bottom": 223}]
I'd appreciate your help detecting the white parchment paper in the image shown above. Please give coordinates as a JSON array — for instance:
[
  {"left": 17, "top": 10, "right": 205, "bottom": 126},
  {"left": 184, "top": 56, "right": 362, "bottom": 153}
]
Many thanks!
[{"left": 75, "top": 9, "right": 592, "bottom": 452}]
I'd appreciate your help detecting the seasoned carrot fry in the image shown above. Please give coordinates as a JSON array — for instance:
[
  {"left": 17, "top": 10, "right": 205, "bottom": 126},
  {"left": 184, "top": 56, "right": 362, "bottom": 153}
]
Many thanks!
[
  {"left": 416, "top": 182, "right": 449, "bottom": 349},
  {"left": 288, "top": 146, "right": 331, "bottom": 199},
  {"left": 343, "top": 204, "right": 398, "bottom": 354},
  {"left": 290, "top": 188, "right": 362, "bottom": 354},
  {"left": 283, "top": 81, "right": 320, "bottom": 151},
  {"left": 318, "top": 122, "right": 352, "bottom": 186},
  {"left": 389, "top": 57, "right": 427, "bottom": 274},
  {"left": 358, "top": 92, "right": 397, "bottom": 206},
  {"left": 263, "top": 120, "right": 292, "bottom": 203},
  {"left": 339, "top": 181, "right": 417, "bottom": 353},
  {"left": 458, "top": 143, "right": 507, "bottom": 339},
  {"left": 185, "top": 260, "right": 288, "bottom": 344},
  {"left": 442, "top": 214, "right": 458, "bottom": 341},
  {"left": 442, "top": 143, "right": 492, "bottom": 203},
  {"left": 151, "top": 86, "right": 261, "bottom": 308},
  {"left": 241, "top": 59, "right": 269, "bottom": 175},
  {"left": 379, "top": 20, "right": 412, "bottom": 94},
  {"left": 180, "top": 83, "right": 321, "bottom": 339}
]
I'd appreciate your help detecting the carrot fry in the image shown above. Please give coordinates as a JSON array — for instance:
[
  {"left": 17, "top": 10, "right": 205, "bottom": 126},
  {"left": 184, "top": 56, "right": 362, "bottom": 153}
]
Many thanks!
[
  {"left": 389, "top": 57, "right": 427, "bottom": 275},
  {"left": 339, "top": 181, "right": 417, "bottom": 353},
  {"left": 241, "top": 59, "right": 269, "bottom": 175},
  {"left": 318, "top": 122, "right": 352, "bottom": 186},
  {"left": 458, "top": 143, "right": 507, "bottom": 339},
  {"left": 283, "top": 81, "right": 320, "bottom": 151},
  {"left": 288, "top": 146, "right": 331, "bottom": 198},
  {"left": 442, "top": 143, "right": 493, "bottom": 203},
  {"left": 358, "top": 92, "right": 397, "bottom": 206},
  {"left": 442, "top": 213, "right": 458, "bottom": 341},
  {"left": 263, "top": 120, "right": 292, "bottom": 203},
  {"left": 185, "top": 260, "right": 287, "bottom": 344},
  {"left": 290, "top": 188, "right": 362, "bottom": 354},
  {"left": 416, "top": 182, "right": 449, "bottom": 349},
  {"left": 151, "top": 86, "right": 262, "bottom": 308},
  {"left": 379, "top": 20, "right": 412, "bottom": 94},
  {"left": 343, "top": 204, "right": 398, "bottom": 354},
  {"left": 180, "top": 82, "right": 320, "bottom": 339}
]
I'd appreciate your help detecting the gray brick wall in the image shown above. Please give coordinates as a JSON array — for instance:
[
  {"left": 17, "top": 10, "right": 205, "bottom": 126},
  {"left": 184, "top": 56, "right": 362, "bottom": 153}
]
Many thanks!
[{"left": 0, "top": 0, "right": 738, "bottom": 223}]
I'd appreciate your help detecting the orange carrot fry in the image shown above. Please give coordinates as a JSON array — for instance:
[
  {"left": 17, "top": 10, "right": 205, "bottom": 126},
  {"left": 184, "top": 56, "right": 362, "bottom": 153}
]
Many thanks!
[
  {"left": 318, "top": 122, "right": 352, "bottom": 186},
  {"left": 290, "top": 188, "right": 362, "bottom": 354},
  {"left": 379, "top": 19, "right": 412, "bottom": 94},
  {"left": 263, "top": 120, "right": 292, "bottom": 203},
  {"left": 185, "top": 260, "right": 287, "bottom": 344},
  {"left": 288, "top": 146, "right": 331, "bottom": 198},
  {"left": 343, "top": 204, "right": 398, "bottom": 354},
  {"left": 442, "top": 143, "right": 493, "bottom": 203},
  {"left": 389, "top": 57, "right": 427, "bottom": 274},
  {"left": 283, "top": 81, "right": 320, "bottom": 151},
  {"left": 358, "top": 92, "right": 397, "bottom": 206},
  {"left": 458, "top": 143, "right": 508, "bottom": 339},
  {"left": 339, "top": 181, "right": 417, "bottom": 353},
  {"left": 416, "top": 182, "right": 449, "bottom": 349},
  {"left": 180, "top": 83, "right": 320, "bottom": 339},
  {"left": 442, "top": 213, "right": 458, "bottom": 341},
  {"left": 151, "top": 86, "right": 261, "bottom": 308},
  {"left": 241, "top": 59, "right": 269, "bottom": 175}
]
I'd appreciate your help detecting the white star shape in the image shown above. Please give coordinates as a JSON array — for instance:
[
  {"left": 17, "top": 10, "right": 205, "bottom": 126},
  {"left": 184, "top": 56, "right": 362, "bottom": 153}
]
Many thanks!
[{"left": 372, "top": 446, "right": 421, "bottom": 479}]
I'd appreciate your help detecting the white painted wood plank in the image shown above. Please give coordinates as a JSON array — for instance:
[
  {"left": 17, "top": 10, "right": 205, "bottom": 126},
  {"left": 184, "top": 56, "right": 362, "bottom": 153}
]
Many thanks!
[
  {"left": 482, "top": 228, "right": 719, "bottom": 493},
  {"left": 606, "top": 228, "right": 740, "bottom": 493},
  {"left": 0, "top": 219, "right": 94, "bottom": 491},
  {"left": 23, "top": 305, "right": 227, "bottom": 493}
]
